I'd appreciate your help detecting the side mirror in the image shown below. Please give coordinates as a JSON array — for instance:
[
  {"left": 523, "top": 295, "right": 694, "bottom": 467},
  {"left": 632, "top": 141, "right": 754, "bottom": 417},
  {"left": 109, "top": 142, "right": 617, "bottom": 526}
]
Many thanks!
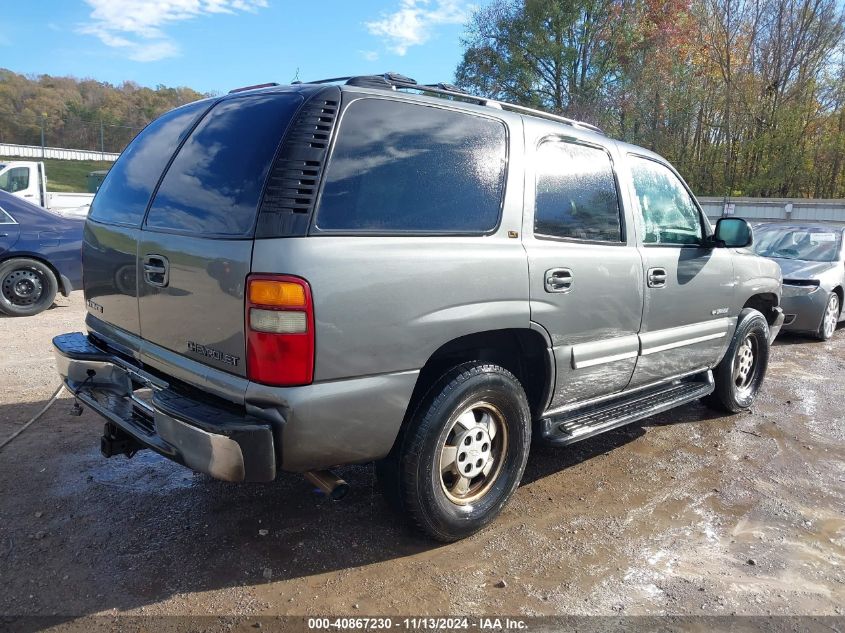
[{"left": 713, "top": 217, "right": 752, "bottom": 248}]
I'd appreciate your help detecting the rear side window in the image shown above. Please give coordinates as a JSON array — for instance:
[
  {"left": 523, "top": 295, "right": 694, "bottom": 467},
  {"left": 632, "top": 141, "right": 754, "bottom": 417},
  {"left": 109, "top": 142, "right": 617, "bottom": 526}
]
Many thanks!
[
  {"left": 89, "top": 100, "right": 210, "bottom": 226},
  {"left": 0, "top": 207, "right": 16, "bottom": 224},
  {"left": 534, "top": 141, "right": 622, "bottom": 242},
  {"left": 315, "top": 99, "right": 507, "bottom": 233},
  {"left": 145, "top": 93, "right": 303, "bottom": 236}
]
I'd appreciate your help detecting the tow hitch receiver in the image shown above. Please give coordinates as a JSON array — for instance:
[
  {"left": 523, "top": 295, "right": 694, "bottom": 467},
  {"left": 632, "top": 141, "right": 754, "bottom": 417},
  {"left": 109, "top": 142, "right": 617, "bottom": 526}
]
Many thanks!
[{"left": 100, "top": 422, "right": 143, "bottom": 458}]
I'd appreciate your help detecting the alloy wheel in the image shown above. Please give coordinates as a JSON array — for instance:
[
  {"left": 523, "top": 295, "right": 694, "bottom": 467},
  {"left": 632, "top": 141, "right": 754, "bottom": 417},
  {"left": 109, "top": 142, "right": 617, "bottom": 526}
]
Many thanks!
[
  {"left": 823, "top": 294, "right": 839, "bottom": 339},
  {"left": 439, "top": 401, "right": 508, "bottom": 505},
  {"left": 733, "top": 334, "right": 757, "bottom": 392}
]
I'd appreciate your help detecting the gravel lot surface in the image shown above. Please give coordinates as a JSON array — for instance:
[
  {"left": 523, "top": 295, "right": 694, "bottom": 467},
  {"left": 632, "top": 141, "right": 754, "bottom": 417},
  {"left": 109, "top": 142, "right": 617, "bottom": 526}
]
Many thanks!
[{"left": 1, "top": 292, "right": 844, "bottom": 626}]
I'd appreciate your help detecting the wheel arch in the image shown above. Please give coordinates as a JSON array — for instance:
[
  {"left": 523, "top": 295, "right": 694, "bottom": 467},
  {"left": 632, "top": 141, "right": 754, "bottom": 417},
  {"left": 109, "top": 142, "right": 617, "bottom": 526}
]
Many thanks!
[
  {"left": 0, "top": 253, "right": 64, "bottom": 295},
  {"left": 832, "top": 285, "right": 843, "bottom": 316},
  {"left": 742, "top": 292, "right": 780, "bottom": 326},
  {"left": 399, "top": 328, "right": 553, "bottom": 443}
]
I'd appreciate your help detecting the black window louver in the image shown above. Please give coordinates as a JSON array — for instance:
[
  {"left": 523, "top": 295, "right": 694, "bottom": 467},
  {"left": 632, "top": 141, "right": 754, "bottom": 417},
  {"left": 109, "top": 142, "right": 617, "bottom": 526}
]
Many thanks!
[{"left": 255, "top": 86, "right": 341, "bottom": 237}]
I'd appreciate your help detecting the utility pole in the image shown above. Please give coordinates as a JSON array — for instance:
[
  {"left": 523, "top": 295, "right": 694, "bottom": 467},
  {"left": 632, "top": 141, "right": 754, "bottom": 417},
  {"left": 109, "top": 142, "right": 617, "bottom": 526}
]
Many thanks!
[
  {"left": 40, "top": 113, "right": 46, "bottom": 158},
  {"left": 100, "top": 120, "right": 105, "bottom": 160}
]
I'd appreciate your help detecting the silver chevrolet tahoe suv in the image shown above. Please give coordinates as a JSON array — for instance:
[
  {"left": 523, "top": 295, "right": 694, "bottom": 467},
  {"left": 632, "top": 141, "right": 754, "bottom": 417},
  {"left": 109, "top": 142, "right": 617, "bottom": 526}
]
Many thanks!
[{"left": 54, "top": 73, "right": 784, "bottom": 541}]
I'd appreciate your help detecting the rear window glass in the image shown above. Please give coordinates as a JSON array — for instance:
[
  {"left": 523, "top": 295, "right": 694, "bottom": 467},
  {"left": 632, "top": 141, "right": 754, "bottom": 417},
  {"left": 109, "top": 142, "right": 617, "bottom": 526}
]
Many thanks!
[
  {"left": 315, "top": 99, "right": 507, "bottom": 233},
  {"left": 145, "top": 93, "right": 303, "bottom": 236},
  {"left": 534, "top": 142, "right": 622, "bottom": 242},
  {"left": 89, "top": 100, "right": 210, "bottom": 226}
]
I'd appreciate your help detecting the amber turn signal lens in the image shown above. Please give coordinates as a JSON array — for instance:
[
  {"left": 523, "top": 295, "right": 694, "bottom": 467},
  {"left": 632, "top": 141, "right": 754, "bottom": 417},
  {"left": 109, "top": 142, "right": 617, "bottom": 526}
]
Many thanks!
[{"left": 248, "top": 280, "right": 307, "bottom": 307}]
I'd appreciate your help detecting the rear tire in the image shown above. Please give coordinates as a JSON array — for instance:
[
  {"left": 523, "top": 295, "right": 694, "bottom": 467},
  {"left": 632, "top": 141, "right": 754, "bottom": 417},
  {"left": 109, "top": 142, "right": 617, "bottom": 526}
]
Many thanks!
[
  {"left": 377, "top": 362, "right": 531, "bottom": 542},
  {"left": 0, "top": 258, "right": 58, "bottom": 317},
  {"left": 815, "top": 292, "right": 839, "bottom": 341},
  {"left": 703, "top": 308, "right": 770, "bottom": 413}
]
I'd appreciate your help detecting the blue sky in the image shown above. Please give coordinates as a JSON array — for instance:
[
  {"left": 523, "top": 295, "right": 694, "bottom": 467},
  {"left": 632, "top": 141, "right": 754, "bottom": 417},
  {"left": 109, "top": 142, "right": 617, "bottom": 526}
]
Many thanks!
[{"left": 1, "top": 1, "right": 488, "bottom": 94}]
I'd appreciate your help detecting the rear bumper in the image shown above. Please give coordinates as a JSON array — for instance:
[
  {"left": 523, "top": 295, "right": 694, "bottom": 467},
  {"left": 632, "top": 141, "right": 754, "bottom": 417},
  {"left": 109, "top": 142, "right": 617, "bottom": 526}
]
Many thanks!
[{"left": 53, "top": 332, "right": 276, "bottom": 482}]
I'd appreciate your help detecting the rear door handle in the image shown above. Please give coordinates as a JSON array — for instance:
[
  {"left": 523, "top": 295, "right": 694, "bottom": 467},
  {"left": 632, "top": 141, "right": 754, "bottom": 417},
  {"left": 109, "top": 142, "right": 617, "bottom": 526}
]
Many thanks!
[
  {"left": 143, "top": 254, "right": 169, "bottom": 288},
  {"left": 544, "top": 268, "right": 574, "bottom": 293},
  {"left": 647, "top": 267, "right": 667, "bottom": 288}
]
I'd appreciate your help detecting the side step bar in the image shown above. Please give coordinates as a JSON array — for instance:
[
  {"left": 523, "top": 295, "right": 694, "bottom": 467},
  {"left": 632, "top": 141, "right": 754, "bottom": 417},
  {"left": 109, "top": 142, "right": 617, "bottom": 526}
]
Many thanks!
[{"left": 541, "top": 371, "right": 715, "bottom": 446}]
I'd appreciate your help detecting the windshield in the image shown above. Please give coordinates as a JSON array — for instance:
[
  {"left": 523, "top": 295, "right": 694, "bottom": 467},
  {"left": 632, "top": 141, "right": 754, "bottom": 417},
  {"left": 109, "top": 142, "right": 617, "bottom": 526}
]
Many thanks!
[{"left": 754, "top": 226, "right": 842, "bottom": 262}]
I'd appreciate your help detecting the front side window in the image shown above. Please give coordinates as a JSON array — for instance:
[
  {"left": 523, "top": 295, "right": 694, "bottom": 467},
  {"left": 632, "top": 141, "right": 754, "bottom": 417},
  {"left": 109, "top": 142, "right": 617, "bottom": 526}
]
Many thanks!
[
  {"left": 534, "top": 141, "right": 622, "bottom": 242},
  {"left": 315, "top": 99, "right": 507, "bottom": 233},
  {"left": 0, "top": 167, "right": 30, "bottom": 194},
  {"left": 630, "top": 156, "right": 703, "bottom": 246},
  {"left": 146, "top": 93, "right": 303, "bottom": 236},
  {"left": 89, "top": 100, "right": 211, "bottom": 226}
]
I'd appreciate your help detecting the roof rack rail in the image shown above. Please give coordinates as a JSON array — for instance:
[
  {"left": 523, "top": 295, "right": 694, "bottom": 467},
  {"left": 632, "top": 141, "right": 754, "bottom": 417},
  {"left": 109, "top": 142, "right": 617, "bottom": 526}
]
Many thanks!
[
  {"left": 302, "top": 73, "right": 606, "bottom": 135},
  {"left": 228, "top": 82, "right": 279, "bottom": 94},
  {"left": 491, "top": 101, "right": 605, "bottom": 135}
]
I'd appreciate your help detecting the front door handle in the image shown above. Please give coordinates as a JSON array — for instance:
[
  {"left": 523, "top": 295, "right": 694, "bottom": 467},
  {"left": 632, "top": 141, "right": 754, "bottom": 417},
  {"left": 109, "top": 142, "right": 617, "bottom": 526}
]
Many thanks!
[
  {"left": 647, "top": 267, "right": 667, "bottom": 288},
  {"left": 143, "top": 254, "right": 169, "bottom": 288},
  {"left": 544, "top": 268, "right": 574, "bottom": 293}
]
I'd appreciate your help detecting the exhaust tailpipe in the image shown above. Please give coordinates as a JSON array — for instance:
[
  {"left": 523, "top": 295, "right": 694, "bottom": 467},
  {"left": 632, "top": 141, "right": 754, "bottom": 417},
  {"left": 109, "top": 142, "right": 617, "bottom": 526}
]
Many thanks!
[{"left": 304, "top": 470, "right": 350, "bottom": 500}]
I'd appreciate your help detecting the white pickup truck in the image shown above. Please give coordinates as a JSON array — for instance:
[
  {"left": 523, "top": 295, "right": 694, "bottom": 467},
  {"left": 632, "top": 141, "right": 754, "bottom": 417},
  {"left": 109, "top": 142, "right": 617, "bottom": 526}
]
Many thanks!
[{"left": 0, "top": 161, "right": 94, "bottom": 217}]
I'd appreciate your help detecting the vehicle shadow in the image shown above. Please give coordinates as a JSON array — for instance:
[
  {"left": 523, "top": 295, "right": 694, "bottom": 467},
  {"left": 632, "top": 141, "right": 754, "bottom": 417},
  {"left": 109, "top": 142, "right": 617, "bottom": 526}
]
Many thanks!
[
  {"left": 773, "top": 323, "right": 844, "bottom": 346},
  {"left": 0, "top": 301, "right": 70, "bottom": 318},
  {"left": 522, "top": 399, "right": 724, "bottom": 486},
  {"left": 0, "top": 394, "right": 725, "bottom": 621}
]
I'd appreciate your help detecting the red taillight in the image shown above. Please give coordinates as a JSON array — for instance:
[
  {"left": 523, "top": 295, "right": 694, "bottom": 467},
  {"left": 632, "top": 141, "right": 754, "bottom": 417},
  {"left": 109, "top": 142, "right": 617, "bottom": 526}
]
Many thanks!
[{"left": 246, "top": 274, "right": 314, "bottom": 386}]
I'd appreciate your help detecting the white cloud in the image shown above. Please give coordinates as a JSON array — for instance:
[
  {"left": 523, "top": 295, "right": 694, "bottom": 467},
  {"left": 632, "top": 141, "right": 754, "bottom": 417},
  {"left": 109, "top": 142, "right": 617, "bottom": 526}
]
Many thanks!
[
  {"left": 365, "top": 0, "right": 470, "bottom": 56},
  {"left": 79, "top": 0, "right": 268, "bottom": 62},
  {"left": 360, "top": 50, "right": 380, "bottom": 62}
]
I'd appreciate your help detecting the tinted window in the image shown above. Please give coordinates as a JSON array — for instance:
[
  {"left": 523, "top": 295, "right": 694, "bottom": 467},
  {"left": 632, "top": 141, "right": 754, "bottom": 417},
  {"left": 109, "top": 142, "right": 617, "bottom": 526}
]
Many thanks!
[
  {"left": 89, "top": 100, "right": 210, "bottom": 226},
  {"left": 630, "top": 157, "right": 703, "bottom": 245},
  {"left": 145, "top": 93, "right": 303, "bottom": 236},
  {"left": 0, "top": 167, "right": 30, "bottom": 194},
  {"left": 0, "top": 206, "right": 16, "bottom": 224},
  {"left": 315, "top": 99, "right": 507, "bottom": 233},
  {"left": 534, "top": 142, "right": 622, "bottom": 241}
]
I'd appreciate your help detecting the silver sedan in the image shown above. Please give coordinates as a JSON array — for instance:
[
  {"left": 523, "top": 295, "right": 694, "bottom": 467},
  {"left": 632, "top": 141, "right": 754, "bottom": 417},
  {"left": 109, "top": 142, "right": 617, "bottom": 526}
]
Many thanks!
[{"left": 753, "top": 222, "right": 845, "bottom": 340}]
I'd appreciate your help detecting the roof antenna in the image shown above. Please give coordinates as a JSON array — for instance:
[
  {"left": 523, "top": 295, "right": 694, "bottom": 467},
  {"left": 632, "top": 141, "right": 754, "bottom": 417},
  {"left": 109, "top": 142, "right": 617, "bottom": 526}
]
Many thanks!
[{"left": 291, "top": 67, "right": 301, "bottom": 84}]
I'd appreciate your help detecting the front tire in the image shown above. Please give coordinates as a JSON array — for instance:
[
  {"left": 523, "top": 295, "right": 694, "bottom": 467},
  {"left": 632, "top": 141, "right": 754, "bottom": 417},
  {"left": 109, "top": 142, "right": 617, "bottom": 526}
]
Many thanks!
[
  {"left": 815, "top": 292, "right": 840, "bottom": 341},
  {"left": 0, "top": 258, "right": 59, "bottom": 317},
  {"left": 703, "top": 308, "right": 770, "bottom": 413},
  {"left": 378, "top": 362, "right": 531, "bottom": 542}
]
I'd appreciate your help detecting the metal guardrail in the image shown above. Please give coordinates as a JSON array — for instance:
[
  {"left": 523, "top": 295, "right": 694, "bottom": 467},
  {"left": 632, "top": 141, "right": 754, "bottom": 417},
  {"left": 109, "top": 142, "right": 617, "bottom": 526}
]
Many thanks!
[
  {"left": 0, "top": 143, "right": 120, "bottom": 162},
  {"left": 698, "top": 196, "right": 845, "bottom": 224}
]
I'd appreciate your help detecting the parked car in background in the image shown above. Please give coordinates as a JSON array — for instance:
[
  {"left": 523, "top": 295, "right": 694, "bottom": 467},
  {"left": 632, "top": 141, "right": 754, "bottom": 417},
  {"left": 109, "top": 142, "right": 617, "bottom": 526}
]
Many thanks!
[
  {"left": 53, "top": 74, "right": 783, "bottom": 541},
  {"left": 753, "top": 222, "right": 845, "bottom": 340},
  {"left": 0, "top": 161, "right": 95, "bottom": 215},
  {"left": 0, "top": 190, "right": 83, "bottom": 316}
]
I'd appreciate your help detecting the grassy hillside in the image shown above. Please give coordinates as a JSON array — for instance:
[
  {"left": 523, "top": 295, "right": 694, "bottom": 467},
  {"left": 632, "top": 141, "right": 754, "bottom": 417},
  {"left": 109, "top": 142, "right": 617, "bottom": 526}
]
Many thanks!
[{"left": 0, "top": 157, "right": 112, "bottom": 193}]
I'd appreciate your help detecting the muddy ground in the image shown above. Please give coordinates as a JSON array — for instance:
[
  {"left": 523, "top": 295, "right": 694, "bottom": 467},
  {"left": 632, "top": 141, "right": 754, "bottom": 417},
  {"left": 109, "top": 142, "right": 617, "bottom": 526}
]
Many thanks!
[{"left": 1, "top": 292, "right": 844, "bottom": 625}]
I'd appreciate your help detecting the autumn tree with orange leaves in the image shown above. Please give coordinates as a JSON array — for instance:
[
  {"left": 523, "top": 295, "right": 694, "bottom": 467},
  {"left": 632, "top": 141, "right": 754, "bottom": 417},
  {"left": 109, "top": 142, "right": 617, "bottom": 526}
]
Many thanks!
[{"left": 457, "top": 0, "right": 845, "bottom": 198}]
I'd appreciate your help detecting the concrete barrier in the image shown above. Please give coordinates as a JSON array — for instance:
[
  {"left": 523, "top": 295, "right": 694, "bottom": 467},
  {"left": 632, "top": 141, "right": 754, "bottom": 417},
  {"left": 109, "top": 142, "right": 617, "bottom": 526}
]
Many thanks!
[
  {"left": 699, "top": 197, "right": 845, "bottom": 224},
  {"left": 0, "top": 143, "right": 119, "bottom": 162}
]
